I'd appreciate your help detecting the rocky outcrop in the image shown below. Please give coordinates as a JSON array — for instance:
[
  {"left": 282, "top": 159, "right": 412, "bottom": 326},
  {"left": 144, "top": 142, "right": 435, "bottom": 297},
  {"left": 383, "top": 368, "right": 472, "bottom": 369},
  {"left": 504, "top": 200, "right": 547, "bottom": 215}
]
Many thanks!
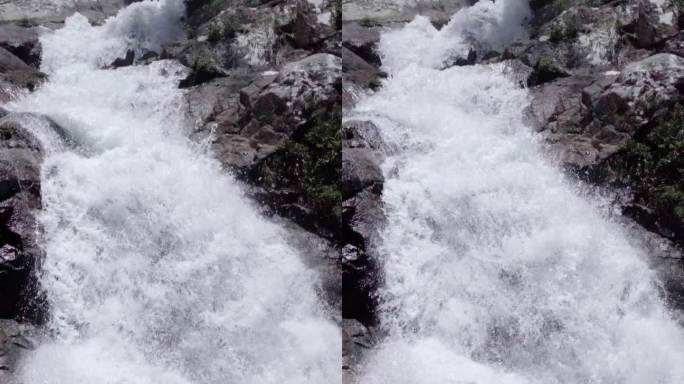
[
  {"left": 518, "top": 1, "right": 684, "bottom": 251},
  {"left": 187, "top": 53, "right": 341, "bottom": 168},
  {"left": 342, "top": 318, "right": 374, "bottom": 382},
  {"left": 179, "top": 1, "right": 343, "bottom": 321},
  {"left": 0, "top": 112, "right": 71, "bottom": 324},
  {"left": 185, "top": 52, "right": 342, "bottom": 237},
  {"left": 0, "top": 46, "right": 45, "bottom": 103},
  {"left": 510, "top": 0, "right": 684, "bottom": 309},
  {"left": 0, "top": 16, "right": 45, "bottom": 102},
  {"left": 0, "top": 4, "right": 57, "bottom": 327},
  {"left": 172, "top": 0, "right": 338, "bottom": 87},
  {"left": 0, "top": 24, "right": 41, "bottom": 69}
]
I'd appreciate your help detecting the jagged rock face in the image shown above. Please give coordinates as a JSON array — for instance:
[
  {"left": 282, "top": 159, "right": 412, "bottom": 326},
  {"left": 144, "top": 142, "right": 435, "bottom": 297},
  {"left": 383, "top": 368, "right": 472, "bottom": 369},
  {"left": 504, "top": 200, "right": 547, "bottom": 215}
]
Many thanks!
[
  {"left": 342, "top": 317, "right": 374, "bottom": 381},
  {"left": 0, "top": 113, "right": 67, "bottom": 324},
  {"left": 182, "top": 1, "right": 343, "bottom": 286},
  {"left": 507, "top": 0, "right": 684, "bottom": 251},
  {"left": 342, "top": 47, "right": 384, "bottom": 107},
  {"left": 0, "top": 47, "right": 45, "bottom": 103},
  {"left": 187, "top": 52, "right": 341, "bottom": 170},
  {"left": 342, "top": 148, "right": 383, "bottom": 198},
  {"left": 504, "top": 5, "right": 623, "bottom": 85},
  {"left": 173, "top": 0, "right": 336, "bottom": 87},
  {"left": 342, "top": 22, "right": 380, "bottom": 65},
  {"left": 341, "top": 120, "right": 385, "bottom": 329},
  {"left": 0, "top": 24, "right": 41, "bottom": 69},
  {"left": 529, "top": 53, "right": 684, "bottom": 169},
  {"left": 592, "top": 53, "right": 684, "bottom": 132}
]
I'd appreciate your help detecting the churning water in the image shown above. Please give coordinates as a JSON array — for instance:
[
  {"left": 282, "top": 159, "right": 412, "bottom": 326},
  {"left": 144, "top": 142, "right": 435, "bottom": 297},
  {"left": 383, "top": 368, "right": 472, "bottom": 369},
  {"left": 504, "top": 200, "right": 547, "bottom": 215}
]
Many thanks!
[
  {"left": 4, "top": 1, "right": 339, "bottom": 383},
  {"left": 350, "top": 1, "right": 684, "bottom": 383}
]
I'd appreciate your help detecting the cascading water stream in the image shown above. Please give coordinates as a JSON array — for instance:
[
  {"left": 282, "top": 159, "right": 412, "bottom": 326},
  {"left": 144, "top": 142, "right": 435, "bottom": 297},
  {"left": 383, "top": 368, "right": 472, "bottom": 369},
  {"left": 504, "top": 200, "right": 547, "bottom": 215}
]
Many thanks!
[
  {"left": 350, "top": 1, "right": 684, "bottom": 383},
  {"left": 3, "top": 1, "right": 339, "bottom": 383}
]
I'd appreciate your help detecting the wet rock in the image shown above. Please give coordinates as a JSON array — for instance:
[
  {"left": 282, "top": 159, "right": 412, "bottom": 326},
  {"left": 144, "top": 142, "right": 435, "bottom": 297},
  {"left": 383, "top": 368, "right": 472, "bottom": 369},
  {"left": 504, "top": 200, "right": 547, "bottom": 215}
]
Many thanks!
[
  {"left": 208, "top": 53, "right": 341, "bottom": 170},
  {"left": 175, "top": 0, "right": 340, "bottom": 88},
  {"left": 0, "top": 46, "right": 46, "bottom": 102},
  {"left": 343, "top": 120, "right": 385, "bottom": 151},
  {"left": 342, "top": 148, "right": 383, "bottom": 199},
  {"left": 0, "top": 24, "right": 41, "bottom": 68},
  {"left": 0, "top": 46, "right": 43, "bottom": 80},
  {"left": 284, "top": 220, "right": 341, "bottom": 314},
  {"left": 344, "top": 187, "right": 384, "bottom": 250},
  {"left": 342, "top": 22, "right": 381, "bottom": 66},
  {"left": 343, "top": 318, "right": 374, "bottom": 379},
  {"left": 340, "top": 20, "right": 386, "bottom": 109},
  {"left": 248, "top": 105, "right": 341, "bottom": 241},
  {"left": 0, "top": 113, "right": 69, "bottom": 323},
  {"left": 342, "top": 47, "right": 383, "bottom": 108},
  {"left": 109, "top": 49, "right": 135, "bottom": 68},
  {"left": 0, "top": 320, "right": 37, "bottom": 380},
  {"left": 341, "top": 120, "right": 385, "bottom": 327}
]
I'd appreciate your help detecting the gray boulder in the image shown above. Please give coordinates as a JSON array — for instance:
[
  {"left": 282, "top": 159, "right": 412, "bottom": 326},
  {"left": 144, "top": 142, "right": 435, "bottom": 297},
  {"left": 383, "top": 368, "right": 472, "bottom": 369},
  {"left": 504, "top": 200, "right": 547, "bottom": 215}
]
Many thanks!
[
  {"left": 593, "top": 53, "right": 684, "bottom": 129},
  {"left": 0, "top": 24, "right": 41, "bottom": 68},
  {"left": 342, "top": 47, "right": 383, "bottom": 108},
  {"left": 530, "top": 54, "right": 684, "bottom": 169},
  {"left": 342, "top": 148, "right": 383, "bottom": 199},
  {"left": 0, "top": 46, "right": 45, "bottom": 102},
  {"left": 342, "top": 318, "right": 374, "bottom": 381},
  {"left": 342, "top": 22, "right": 381, "bottom": 66},
  {"left": 208, "top": 53, "right": 340, "bottom": 170}
]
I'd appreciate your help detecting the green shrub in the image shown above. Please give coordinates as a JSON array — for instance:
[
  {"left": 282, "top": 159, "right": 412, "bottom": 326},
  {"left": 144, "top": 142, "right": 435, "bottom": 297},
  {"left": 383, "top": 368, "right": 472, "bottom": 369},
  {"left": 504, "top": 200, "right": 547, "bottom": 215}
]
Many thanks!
[
  {"left": 608, "top": 104, "right": 684, "bottom": 239},
  {"left": 258, "top": 107, "right": 342, "bottom": 238}
]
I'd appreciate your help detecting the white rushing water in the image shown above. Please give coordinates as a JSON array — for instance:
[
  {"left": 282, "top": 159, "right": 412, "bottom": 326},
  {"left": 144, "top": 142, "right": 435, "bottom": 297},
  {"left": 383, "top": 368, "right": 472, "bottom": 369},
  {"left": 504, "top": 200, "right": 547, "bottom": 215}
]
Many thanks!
[
  {"left": 4, "top": 1, "right": 339, "bottom": 383},
  {"left": 350, "top": 1, "right": 684, "bottom": 383}
]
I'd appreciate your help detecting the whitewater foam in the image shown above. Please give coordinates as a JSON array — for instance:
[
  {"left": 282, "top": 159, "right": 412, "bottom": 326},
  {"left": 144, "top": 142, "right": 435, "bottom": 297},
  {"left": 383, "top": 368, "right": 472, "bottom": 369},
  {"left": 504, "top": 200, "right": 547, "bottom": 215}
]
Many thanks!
[
  {"left": 351, "top": 1, "right": 684, "bottom": 383},
  {"left": 4, "top": 1, "right": 339, "bottom": 383}
]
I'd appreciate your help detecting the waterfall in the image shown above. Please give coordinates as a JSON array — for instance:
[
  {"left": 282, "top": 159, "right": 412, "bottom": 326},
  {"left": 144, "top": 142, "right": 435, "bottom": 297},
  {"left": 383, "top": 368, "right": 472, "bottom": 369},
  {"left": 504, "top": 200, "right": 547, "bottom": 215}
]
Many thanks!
[
  {"left": 350, "top": 1, "right": 684, "bottom": 383},
  {"left": 4, "top": 1, "right": 339, "bottom": 383}
]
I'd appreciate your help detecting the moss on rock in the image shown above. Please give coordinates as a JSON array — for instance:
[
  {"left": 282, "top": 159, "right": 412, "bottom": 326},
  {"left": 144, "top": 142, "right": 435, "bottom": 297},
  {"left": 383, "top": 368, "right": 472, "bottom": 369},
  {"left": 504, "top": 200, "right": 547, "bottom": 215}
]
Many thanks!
[
  {"left": 255, "top": 107, "right": 342, "bottom": 240},
  {"left": 607, "top": 104, "right": 684, "bottom": 242}
]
